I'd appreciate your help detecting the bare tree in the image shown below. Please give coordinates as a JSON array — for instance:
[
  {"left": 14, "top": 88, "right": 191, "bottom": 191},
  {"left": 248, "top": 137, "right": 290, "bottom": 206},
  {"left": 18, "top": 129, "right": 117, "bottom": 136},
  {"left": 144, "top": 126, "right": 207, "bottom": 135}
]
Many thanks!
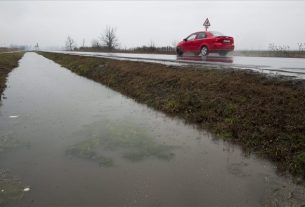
[
  {"left": 34, "top": 43, "right": 39, "bottom": 51},
  {"left": 171, "top": 40, "right": 178, "bottom": 48},
  {"left": 148, "top": 40, "right": 156, "bottom": 52},
  {"left": 82, "top": 38, "right": 86, "bottom": 48},
  {"left": 91, "top": 39, "right": 100, "bottom": 48},
  {"left": 149, "top": 40, "right": 156, "bottom": 48},
  {"left": 100, "top": 26, "right": 119, "bottom": 51},
  {"left": 65, "top": 36, "right": 76, "bottom": 51},
  {"left": 297, "top": 43, "right": 305, "bottom": 51},
  {"left": 268, "top": 43, "right": 290, "bottom": 52},
  {"left": 268, "top": 43, "right": 275, "bottom": 51}
]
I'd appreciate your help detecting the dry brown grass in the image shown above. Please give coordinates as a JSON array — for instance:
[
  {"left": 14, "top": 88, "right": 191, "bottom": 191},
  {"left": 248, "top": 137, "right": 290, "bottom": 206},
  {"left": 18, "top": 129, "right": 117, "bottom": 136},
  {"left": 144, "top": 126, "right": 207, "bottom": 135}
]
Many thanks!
[{"left": 0, "top": 52, "right": 24, "bottom": 99}]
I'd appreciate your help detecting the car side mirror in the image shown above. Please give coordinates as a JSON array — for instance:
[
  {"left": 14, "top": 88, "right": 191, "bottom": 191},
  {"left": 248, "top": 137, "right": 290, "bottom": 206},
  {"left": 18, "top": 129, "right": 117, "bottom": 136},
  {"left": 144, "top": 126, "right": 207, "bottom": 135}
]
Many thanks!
[{"left": 183, "top": 38, "right": 187, "bottom": 41}]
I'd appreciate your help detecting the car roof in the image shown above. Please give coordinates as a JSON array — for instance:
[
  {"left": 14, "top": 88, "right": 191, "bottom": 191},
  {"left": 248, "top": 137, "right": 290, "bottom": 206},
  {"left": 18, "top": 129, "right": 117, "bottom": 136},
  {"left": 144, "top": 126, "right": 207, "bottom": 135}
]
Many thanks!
[
  {"left": 187, "top": 31, "right": 212, "bottom": 37},
  {"left": 194, "top": 31, "right": 224, "bottom": 36},
  {"left": 193, "top": 31, "right": 211, "bottom": 34}
]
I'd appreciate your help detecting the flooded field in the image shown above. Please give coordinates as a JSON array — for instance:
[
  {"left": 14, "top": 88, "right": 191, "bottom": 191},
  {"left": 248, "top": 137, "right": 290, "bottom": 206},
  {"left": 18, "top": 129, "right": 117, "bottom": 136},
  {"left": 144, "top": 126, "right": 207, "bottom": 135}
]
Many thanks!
[{"left": 0, "top": 52, "right": 304, "bottom": 206}]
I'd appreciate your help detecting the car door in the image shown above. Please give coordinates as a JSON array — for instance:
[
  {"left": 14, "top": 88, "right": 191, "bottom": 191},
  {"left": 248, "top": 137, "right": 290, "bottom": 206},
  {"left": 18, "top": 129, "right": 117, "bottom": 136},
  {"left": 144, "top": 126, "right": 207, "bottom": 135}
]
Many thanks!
[
  {"left": 183, "top": 33, "right": 197, "bottom": 52},
  {"left": 193, "top": 32, "right": 206, "bottom": 52}
]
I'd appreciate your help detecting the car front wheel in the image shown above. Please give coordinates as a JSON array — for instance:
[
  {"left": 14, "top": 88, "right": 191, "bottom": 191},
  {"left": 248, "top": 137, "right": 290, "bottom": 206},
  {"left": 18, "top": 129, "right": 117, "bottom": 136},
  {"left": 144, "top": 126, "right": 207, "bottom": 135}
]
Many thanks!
[
  {"left": 200, "top": 46, "right": 209, "bottom": 56},
  {"left": 176, "top": 47, "right": 183, "bottom": 57}
]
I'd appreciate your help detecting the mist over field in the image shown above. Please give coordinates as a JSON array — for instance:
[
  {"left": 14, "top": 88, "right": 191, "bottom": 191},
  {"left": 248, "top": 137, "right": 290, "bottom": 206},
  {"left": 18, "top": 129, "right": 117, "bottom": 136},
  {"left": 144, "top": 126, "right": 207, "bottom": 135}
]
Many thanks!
[{"left": 0, "top": 1, "right": 305, "bottom": 50}]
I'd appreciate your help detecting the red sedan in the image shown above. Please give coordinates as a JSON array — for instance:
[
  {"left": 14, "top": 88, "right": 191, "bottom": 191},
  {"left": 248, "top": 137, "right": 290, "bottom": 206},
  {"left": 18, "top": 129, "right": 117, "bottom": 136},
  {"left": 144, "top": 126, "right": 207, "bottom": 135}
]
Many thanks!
[{"left": 176, "top": 31, "right": 234, "bottom": 56}]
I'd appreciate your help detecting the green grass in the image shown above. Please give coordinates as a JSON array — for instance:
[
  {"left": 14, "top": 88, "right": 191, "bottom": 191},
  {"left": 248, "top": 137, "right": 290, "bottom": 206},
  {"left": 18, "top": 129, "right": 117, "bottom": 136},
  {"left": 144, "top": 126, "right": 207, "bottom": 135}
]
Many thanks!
[
  {"left": 0, "top": 52, "right": 24, "bottom": 99},
  {"left": 0, "top": 170, "right": 26, "bottom": 203},
  {"left": 65, "top": 121, "right": 176, "bottom": 166}
]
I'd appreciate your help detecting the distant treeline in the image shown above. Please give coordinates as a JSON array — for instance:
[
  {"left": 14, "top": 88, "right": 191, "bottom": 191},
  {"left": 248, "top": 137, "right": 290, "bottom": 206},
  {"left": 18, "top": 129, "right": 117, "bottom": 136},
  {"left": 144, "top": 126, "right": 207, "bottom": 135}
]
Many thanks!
[
  {"left": 235, "top": 43, "right": 305, "bottom": 58},
  {"left": 76, "top": 46, "right": 176, "bottom": 54},
  {"left": 75, "top": 47, "right": 305, "bottom": 58},
  {"left": 0, "top": 47, "right": 23, "bottom": 53},
  {"left": 234, "top": 50, "right": 305, "bottom": 58}
]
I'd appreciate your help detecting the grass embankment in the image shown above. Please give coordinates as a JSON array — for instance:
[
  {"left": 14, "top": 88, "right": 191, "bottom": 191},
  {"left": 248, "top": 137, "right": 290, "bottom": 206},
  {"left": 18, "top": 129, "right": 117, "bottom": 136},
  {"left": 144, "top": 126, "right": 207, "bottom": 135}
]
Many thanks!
[
  {"left": 39, "top": 52, "right": 305, "bottom": 178},
  {"left": 0, "top": 52, "right": 24, "bottom": 99},
  {"left": 0, "top": 48, "right": 21, "bottom": 53}
]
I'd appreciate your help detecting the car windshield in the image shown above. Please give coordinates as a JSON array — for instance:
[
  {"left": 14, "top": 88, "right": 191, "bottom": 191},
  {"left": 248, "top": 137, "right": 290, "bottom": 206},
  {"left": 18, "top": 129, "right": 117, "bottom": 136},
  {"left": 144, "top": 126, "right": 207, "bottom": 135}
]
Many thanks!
[
  {"left": 210, "top": 31, "right": 224, "bottom": 36},
  {"left": 186, "top": 34, "right": 197, "bottom": 41}
]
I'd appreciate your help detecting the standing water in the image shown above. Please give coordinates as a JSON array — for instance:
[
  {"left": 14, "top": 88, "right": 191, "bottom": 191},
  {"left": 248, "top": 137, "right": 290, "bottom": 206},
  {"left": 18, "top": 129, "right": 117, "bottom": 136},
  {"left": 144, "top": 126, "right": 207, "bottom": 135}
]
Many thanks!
[{"left": 0, "top": 53, "right": 304, "bottom": 206}]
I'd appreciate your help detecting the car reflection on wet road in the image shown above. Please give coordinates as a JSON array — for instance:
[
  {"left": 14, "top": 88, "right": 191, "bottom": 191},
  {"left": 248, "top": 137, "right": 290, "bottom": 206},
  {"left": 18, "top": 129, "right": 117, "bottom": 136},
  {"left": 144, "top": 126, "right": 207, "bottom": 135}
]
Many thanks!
[{"left": 177, "top": 55, "right": 233, "bottom": 63}]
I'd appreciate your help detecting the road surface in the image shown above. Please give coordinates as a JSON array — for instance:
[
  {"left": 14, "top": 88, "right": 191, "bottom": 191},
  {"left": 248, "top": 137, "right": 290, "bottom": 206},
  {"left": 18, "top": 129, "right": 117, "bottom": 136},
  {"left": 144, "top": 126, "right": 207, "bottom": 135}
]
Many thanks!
[{"left": 52, "top": 51, "right": 305, "bottom": 79}]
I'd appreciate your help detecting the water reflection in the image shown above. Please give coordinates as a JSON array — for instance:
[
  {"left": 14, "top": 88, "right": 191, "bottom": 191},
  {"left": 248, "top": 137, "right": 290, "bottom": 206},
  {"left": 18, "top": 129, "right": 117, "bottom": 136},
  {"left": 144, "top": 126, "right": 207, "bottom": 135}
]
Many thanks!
[
  {"left": 65, "top": 120, "right": 176, "bottom": 167},
  {"left": 177, "top": 55, "right": 233, "bottom": 63}
]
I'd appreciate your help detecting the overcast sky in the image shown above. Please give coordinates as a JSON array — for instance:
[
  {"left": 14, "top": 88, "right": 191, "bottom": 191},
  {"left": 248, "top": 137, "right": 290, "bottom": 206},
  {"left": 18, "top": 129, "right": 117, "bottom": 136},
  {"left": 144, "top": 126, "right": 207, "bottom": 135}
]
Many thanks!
[{"left": 1, "top": 1, "right": 305, "bottom": 50}]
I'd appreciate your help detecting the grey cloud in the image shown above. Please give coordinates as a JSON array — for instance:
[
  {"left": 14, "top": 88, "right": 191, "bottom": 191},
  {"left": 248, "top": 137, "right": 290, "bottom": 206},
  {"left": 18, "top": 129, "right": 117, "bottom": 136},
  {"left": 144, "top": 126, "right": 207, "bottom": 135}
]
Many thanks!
[{"left": 0, "top": 1, "right": 304, "bottom": 50}]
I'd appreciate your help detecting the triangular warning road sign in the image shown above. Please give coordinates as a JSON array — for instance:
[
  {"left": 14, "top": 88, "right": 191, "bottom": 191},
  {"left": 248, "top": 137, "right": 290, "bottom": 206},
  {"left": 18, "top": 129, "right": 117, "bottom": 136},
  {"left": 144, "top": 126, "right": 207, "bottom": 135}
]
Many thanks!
[{"left": 203, "top": 18, "right": 211, "bottom": 26}]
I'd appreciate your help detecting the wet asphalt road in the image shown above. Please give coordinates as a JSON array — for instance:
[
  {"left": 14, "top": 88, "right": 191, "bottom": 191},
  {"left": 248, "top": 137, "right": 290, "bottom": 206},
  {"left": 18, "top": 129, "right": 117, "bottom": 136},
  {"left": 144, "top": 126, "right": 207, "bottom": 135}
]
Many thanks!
[{"left": 51, "top": 51, "right": 305, "bottom": 79}]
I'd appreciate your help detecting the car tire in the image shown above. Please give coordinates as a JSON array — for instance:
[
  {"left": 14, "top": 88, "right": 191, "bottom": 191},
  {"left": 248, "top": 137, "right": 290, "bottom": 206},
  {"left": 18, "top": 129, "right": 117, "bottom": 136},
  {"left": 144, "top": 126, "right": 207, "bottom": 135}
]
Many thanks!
[
  {"left": 200, "top": 46, "right": 209, "bottom": 56},
  {"left": 176, "top": 47, "right": 183, "bottom": 57}
]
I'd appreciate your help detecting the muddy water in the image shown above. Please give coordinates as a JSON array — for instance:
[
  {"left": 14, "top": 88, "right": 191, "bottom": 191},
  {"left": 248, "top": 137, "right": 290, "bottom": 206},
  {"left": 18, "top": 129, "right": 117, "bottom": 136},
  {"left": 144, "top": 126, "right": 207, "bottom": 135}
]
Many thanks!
[{"left": 0, "top": 53, "right": 304, "bottom": 207}]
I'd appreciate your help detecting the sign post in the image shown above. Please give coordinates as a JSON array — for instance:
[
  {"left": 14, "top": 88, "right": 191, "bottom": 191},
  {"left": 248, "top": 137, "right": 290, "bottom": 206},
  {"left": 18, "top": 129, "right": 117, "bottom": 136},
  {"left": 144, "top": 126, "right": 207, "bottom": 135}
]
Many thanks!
[{"left": 203, "top": 18, "right": 211, "bottom": 31}]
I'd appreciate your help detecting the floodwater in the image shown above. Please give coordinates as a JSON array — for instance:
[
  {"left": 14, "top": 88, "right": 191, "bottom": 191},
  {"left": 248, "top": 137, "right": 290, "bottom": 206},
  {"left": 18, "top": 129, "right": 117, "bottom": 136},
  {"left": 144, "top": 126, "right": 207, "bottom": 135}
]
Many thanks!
[{"left": 0, "top": 52, "right": 304, "bottom": 207}]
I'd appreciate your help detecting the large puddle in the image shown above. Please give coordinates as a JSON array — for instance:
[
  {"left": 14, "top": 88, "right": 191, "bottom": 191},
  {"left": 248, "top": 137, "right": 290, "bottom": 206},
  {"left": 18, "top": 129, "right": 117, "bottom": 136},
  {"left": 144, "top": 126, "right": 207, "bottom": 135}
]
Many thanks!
[{"left": 0, "top": 53, "right": 304, "bottom": 206}]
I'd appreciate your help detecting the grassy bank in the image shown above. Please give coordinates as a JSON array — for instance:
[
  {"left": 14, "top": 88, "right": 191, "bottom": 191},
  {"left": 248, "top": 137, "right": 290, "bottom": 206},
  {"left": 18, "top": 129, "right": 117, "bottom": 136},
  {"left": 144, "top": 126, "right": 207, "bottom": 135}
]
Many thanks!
[
  {"left": 0, "top": 52, "right": 24, "bottom": 99},
  {"left": 39, "top": 52, "right": 305, "bottom": 178},
  {"left": 0, "top": 47, "right": 22, "bottom": 53}
]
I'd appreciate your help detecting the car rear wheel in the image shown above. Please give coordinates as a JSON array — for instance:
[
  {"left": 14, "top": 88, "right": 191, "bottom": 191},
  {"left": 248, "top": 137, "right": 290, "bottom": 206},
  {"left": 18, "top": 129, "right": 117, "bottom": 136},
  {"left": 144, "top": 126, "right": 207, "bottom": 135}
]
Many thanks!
[
  {"left": 200, "top": 46, "right": 209, "bottom": 56},
  {"left": 176, "top": 47, "right": 183, "bottom": 57}
]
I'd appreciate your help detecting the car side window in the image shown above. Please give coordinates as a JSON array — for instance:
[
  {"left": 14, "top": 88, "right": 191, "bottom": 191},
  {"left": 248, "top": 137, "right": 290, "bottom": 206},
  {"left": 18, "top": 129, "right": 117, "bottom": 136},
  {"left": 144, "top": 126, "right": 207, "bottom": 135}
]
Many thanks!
[
  {"left": 186, "top": 34, "right": 197, "bottom": 41},
  {"left": 196, "top": 32, "right": 206, "bottom": 39}
]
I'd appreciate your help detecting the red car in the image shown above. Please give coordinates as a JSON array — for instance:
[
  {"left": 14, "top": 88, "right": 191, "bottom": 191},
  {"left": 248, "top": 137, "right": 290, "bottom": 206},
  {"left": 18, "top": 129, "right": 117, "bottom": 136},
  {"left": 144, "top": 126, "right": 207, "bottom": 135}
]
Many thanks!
[{"left": 176, "top": 31, "right": 234, "bottom": 56}]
